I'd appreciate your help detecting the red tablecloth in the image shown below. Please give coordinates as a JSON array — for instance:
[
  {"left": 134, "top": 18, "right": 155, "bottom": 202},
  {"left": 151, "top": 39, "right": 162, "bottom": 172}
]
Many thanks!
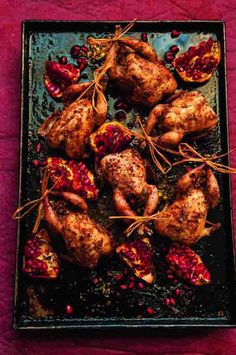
[{"left": 1, "top": 0, "right": 236, "bottom": 354}]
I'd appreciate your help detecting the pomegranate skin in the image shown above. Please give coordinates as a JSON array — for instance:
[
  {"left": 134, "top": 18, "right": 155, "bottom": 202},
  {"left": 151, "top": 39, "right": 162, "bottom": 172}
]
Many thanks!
[
  {"left": 165, "top": 243, "right": 211, "bottom": 286},
  {"left": 44, "top": 74, "right": 63, "bottom": 99},
  {"left": 171, "top": 30, "right": 181, "bottom": 38}
]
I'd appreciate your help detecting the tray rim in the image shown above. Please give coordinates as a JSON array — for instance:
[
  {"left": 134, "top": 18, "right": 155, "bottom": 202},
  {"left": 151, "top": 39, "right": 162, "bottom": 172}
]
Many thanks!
[{"left": 14, "top": 19, "right": 236, "bottom": 331}]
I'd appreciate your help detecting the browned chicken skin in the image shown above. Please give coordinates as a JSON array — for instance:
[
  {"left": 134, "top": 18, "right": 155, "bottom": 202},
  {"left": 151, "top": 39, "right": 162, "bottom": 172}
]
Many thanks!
[
  {"left": 44, "top": 191, "right": 114, "bottom": 268},
  {"left": 106, "top": 38, "right": 177, "bottom": 107},
  {"left": 154, "top": 165, "right": 220, "bottom": 245},
  {"left": 145, "top": 91, "right": 218, "bottom": 146},
  {"left": 100, "top": 149, "right": 159, "bottom": 220},
  {"left": 38, "top": 81, "right": 107, "bottom": 159}
]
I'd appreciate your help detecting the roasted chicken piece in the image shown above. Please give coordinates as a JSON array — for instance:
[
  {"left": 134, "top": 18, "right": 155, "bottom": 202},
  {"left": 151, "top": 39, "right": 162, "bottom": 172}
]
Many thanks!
[
  {"left": 38, "top": 81, "right": 107, "bottom": 159},
  {"left": 145, "top": 91, "right": 218, "bottom": 146},
  {"left": 106, "top": 38, "right": 177, "bottom": 107},
  {"left": 44, "top": 191, "right": 114, "bottom": 268},
  {"left": 154, "top": 165, "right": 220, "bottom": 245},
  {"left": 100, "top": 149, "right": 159, "bottom": 220}
]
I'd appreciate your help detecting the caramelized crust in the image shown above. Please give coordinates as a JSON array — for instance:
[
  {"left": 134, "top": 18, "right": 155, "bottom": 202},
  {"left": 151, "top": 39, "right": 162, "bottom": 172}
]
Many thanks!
[{"left": 107, "top": 39, "right": 177, "bottom": 107}]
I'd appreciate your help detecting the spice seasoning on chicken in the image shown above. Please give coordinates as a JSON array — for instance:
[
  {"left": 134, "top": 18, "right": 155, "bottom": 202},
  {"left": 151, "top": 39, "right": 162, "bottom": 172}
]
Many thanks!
[
  {"left": 145, "top": 91, "right": 218, "bottom": 147},
  {"left": 154, "top": 165, "right": 220, "bottom": 245}
]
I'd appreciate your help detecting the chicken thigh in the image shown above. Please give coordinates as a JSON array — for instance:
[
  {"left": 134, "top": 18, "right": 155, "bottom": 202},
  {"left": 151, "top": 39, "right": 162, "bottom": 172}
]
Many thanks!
[
  {"left": 100, "top": 149, "right": 159, "bottom": 219},
  {"left": 145, "top": 91, "right": 218, "bottom": 146},
  {"left": 106, "top": 38, "right": 177, "bottom": 107},
  {"left": 38, "top": 81, "right": 107, "bottom": 159},
  {"left": 44, "top": 191, "right": 114, "bottom": 268},
  {"left": 154, "top": 165, "right": 220, "bottom": 245}
]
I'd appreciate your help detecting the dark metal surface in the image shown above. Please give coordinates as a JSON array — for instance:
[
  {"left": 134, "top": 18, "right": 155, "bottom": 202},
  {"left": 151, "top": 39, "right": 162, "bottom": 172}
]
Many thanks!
[{"left": 14, "top": 20, "right": 236, "bottom": 330}]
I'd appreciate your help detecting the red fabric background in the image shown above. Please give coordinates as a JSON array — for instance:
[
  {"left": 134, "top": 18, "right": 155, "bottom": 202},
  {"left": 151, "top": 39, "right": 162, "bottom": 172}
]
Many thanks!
[{"left": 1, "top": 0, "right": 236, "bottom": 354}]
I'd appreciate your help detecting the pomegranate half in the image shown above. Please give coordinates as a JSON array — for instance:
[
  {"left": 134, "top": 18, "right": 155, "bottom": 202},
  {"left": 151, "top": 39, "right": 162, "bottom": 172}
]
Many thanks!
[
  {"left": 173, "top": 38, "right": 221, "bottom": 83},
  {"left": 23, "top": 229, "right": 60, "bottom": 279},
  {"left": 89, "top": 122, "right": 132, "bottom": 156},
  {"left": 46, "top": 157, "right": 99, "bottom": 200},
  {"left": 116, "top": 238, "right": 154, "bottom": 284},
  {"left": 165, "top": 243, "right": 211, "bottom": 286}
]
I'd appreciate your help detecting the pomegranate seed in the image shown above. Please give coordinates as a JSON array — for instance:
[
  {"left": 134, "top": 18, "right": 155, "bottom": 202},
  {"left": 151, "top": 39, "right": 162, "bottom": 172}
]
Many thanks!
[
  {"left": 81, "top": 45, "right": 89, "bottom": 52},
  {"left": 119, "top": 284, "right": 127, "bottom": 290},
  {"left": 92, "top": 277, "right": 99, "bottom": 284},
  {"left": 66, "top": 305, "right": 73, "bottom": 315},
  {"left": 138, "top": 282, "right": 144, "bottom": 289},
  {"left": 128, "top": 282, "right": 134, "bottom": 289},
  {"left": 141, "top": 33, "right": 148, "bottom": 42},
  {"left": 147, "top": 307, "right": 154, "bottom": 315},
  {"left": 170, "top": 45, "right": 179, "bottom": 53},
  {"left": 193, "top": 73, "right": 200, "bottom": 80},
  {"left": 70, "top": 45, "right": 80, "bottom": 58},
  {"left": 77, "top": 58, "right": 87, "bottom": 71},
  {"left": 170, "top": 298, "right": 176, "bottom": 305},
  {"left": 171, "top": 30, "right": 181, "bottom": 38},
  {"left": 41, "top": 262, "right": 48, "bottom": 271},
  {"left": 165, "top": 298, "right": 170, "bottom": 306},
  {"left": 115, "top": 273, "right": 123, "bottom": 281},
  {"left": 208, "top": 37, "right": 214, "bottom": 46},
  {"left": 77, "top": 57, "right": 84, "bottom": 63},
  {"left": 165, "top": 51, "right": 175, "bottom": 63},
  {"left": 33, "top": 159, "right": 39, "bottom": 167},
  {"left": 26, "top": 259, "right": 33, "bottom": 267},
  {"left": 59, "top": 56, "right": 68, "bottom": 64},
  {"left": 175, "top": 288, "right": 181, "bottom": 296},
  {"left": 199, "top": 41, "right": 207, "bottom": 48},
  {"left": 36, "top": 142, "right": 41, "bottom": 154},
  {"left": 35, "top": 260, "right": 42, "bottom": 268}
]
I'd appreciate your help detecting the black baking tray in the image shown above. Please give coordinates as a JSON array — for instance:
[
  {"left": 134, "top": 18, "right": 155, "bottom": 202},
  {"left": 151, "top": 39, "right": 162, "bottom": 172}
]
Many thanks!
[{"left": 14, "top": 20, "right": 236, "bottom": 330}]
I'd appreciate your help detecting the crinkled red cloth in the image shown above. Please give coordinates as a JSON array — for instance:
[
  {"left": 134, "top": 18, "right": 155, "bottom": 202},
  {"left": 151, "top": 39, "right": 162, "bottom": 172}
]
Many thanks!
[{"left": 1, "top": 0, "right": 236, "bottom": 353}]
